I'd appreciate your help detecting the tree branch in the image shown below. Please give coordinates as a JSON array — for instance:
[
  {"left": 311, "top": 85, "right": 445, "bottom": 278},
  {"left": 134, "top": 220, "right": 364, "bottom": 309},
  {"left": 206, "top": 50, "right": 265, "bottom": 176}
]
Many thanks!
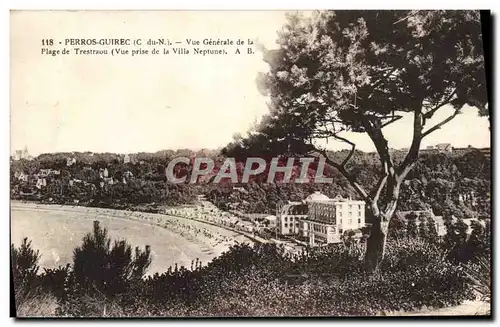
[
  {"left": 314, "top": 147, "right": 369, "bottom": 201},
  {"left": 422, "top": 108, "right": 461, "bottom": 138},
  {"left": 372, "top": 174, "right": 388, "bottom": 205},
  {"left": 331, "top": 134, "right": 356, "bottom": 167},
  {"left": 380, "top": 115, "right": 403, "bottom": 128},
  {"left": 398, "top": 106, "right": 424, "bottom": 177},
  {"left": 393, "top": 10, "right": 418, "bottom": 25},
  {"left": 359, "top": 115, "right": 396, "bottom": 179},
  {"left": 369, "top": 68, "right": 398, "bottom": 93},
  {"left": 423, "top": 88, "right": 457, "bottom": 120}
]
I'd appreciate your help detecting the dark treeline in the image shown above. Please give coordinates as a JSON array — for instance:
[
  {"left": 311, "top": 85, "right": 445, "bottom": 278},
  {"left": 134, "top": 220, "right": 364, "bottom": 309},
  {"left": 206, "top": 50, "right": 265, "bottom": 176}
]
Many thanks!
[
  {"left": 208, "top": 149, "right": 491, "bottom": 218},
  {"left": 10, "top": 148, "right": 490, "bottom": 219}
]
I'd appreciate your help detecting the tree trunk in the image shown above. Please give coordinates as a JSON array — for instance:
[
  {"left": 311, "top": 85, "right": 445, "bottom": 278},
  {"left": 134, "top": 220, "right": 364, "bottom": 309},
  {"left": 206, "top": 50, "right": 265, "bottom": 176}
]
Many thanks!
[{"left": 364, "top": 214, "right": 390, "bottom": 272}]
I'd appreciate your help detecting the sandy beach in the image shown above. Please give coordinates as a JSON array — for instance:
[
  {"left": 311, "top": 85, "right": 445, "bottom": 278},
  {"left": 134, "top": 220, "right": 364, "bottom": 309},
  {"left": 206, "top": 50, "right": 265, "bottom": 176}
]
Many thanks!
[{"left": 10, "top": 201, "right": 252, "bottom": 275}]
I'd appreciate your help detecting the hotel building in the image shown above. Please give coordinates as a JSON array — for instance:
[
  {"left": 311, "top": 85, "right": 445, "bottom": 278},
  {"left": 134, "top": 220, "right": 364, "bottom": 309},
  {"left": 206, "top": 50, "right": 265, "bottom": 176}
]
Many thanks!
[{"left": 276, "top": 191, "right": 366, "bottom": 246}]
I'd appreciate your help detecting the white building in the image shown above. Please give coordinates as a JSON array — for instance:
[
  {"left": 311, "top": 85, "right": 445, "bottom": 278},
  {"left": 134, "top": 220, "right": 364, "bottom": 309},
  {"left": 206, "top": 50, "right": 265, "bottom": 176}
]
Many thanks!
[
  {"left": 436, "top": 143, "right": 453, "bottom": 153},
  {"left": 264, "top": 215, "right": 277, "bottom": 228},
  {"left": 13, "top": 146, "right": 33, "bottom": 161},
  {"left": 276, "top": 191, "right": 366, "bottom": 246},
  {"left": 276, "top": 201, "right": 308, "bottom": 236},
  {"left": 303, "top": 192, "right": 366, "bottom": 246},
  {"left": 66, "top": 157, "right": 76, "bottom": 166}
]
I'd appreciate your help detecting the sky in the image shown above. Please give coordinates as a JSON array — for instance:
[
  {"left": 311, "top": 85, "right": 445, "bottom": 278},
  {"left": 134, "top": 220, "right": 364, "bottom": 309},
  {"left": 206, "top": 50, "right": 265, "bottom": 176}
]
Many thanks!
[{"left": 10, "top": 11, "right": 491, "bottom": 157}]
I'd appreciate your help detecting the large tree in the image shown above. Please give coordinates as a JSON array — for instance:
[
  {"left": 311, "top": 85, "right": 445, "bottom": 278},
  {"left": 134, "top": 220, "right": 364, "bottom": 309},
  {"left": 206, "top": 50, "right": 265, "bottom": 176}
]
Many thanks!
[{"left": 227, "top": 10, "right": 488, "bottom": 271}]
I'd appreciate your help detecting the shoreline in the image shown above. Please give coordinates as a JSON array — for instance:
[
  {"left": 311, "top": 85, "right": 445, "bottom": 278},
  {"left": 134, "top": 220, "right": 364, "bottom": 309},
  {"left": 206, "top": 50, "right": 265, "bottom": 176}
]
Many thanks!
[
  {"left": 10, "top": 199, "right": 261, "bottom": 244},
  {"left": 11, "top": 200, "right": 253, "bottom": 272}
]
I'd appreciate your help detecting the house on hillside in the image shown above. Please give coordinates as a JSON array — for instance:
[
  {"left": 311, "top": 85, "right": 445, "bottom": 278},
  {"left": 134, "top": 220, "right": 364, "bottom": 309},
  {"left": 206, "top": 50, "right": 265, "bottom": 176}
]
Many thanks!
[
  {"left": 264, "top": 215, "right": 277, "bottom": 228},
  {"left": 66, "top": 157, "right": 76, "bottom": 166},
  {"left": 436, "top": 143, "right": 453, "bottom": 153},
  {"left": 17, "top": 172, "right": 29, "bottom": 182},
  {"left": 39, "top": 169, "right": 60, "bottom": 177},
  {"left": 13, "top": 146, "right": 33, "bottom": 161},
  {"left": 35, "top": 178, "right": 47, "bottom": 189}
]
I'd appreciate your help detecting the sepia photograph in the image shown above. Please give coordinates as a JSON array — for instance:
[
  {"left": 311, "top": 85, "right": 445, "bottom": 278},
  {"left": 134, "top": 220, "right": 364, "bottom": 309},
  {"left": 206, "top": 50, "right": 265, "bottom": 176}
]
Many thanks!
[{"left": 9, "top": 10, "right": 491, "bottom": 318}]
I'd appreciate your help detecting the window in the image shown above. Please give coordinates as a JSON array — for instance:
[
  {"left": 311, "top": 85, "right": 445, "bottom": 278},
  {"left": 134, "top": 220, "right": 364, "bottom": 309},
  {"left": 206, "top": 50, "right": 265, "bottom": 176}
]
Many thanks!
[
  {"left": 339, "top": 212, "right": 342, "bottom": 217},
  {"left": 284, "top": 217, "right": 288, "bottom": 222},
  {"left": 348, "top": 219, "right": 352, "bottom": 224},
  {"left": 349, "top": 205, "right": 352, "bottom": 210},
  {"left": 296, "top": 223, "right": 299, "bottom": 227},
  {"left": 340, "top": 219, "right": 342, "bottom": 224},
  {"left": 358, "top": 211, "right": 361, "bottom": 216},
  {"left": 284, "top": 223, "right": 288, "bottom": 228},
  {"left": 358, "top": 218, "right": 361, "bottom": 224},
  {"left": 358, "top": 204, "right": 361, "bottom": 210},
  {"left": 349, "top": 212, "right": 352, "bottom": 217}
]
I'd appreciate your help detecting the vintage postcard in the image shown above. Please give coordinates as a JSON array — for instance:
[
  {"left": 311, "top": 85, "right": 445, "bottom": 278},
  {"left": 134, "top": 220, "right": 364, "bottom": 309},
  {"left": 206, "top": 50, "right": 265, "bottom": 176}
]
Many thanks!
[{"left": 10, "top": 10, "right": 491, "bottom": 318}]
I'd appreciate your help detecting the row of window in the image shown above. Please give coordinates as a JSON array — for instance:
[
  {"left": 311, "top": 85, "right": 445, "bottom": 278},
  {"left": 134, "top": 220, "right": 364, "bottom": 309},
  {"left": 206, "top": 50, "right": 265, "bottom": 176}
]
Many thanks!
[
  {"left": 311, "top": 206, "right": 364, "bottom": 217},
  {"left": 312, "top": 224, "right": 327, "bottom": 234},
  {"left": 283, "top": 223, "right": 300, "bottom": 228},
  {"left": 338, "top": 211, "right": 362, "bottom": 217},
  {"left": 312, "top": 204, "right": 363, "bottom": 211},
  {"left": 339, "top": 218, "right": 362, "bottom": 224}
]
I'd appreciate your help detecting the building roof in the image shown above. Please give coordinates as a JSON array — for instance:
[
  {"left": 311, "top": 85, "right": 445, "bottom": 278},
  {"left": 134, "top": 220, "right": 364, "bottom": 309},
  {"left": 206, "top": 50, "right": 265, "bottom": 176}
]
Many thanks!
[{"left": 305, "top": 191, "right": 330, "bottom": 203}]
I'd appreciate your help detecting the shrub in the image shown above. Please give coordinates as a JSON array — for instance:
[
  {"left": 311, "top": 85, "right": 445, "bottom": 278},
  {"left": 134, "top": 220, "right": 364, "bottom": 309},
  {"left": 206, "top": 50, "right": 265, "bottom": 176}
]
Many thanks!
[
  {"left": 11, "top": 238, "right": 41, "bottom": 302},
  {"left": 382, "top": 237, "right": 447, "bottom": 273},
  {"left": 463, "top": 253, "right": 491, "bottom": 303},
  {"left": 13, "top": 220, "right": 484, "bottom": 317},
  {"left": 72, "top": 221, "right": 151, "bottom": 298}
]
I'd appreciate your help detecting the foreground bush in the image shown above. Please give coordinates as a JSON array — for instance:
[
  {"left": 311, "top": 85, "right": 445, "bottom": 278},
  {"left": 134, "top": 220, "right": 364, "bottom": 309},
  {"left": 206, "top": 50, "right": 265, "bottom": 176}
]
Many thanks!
[
  {"left": 71, "top": 220, "right": 152, "bottom": 298},
  {"left": 11, "top": 221, "right": 484, "bottom": 317}
]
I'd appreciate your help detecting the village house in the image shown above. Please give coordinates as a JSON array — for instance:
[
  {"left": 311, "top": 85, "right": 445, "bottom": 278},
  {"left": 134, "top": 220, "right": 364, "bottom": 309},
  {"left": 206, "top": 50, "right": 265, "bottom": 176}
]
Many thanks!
[
  {"left": 66, "top": 157, "right": 77, "bottom": 166},
  {"left": 35, "top": 178, "right": 47, "bottom": 189},
  {"left": 421, "top": 143, "right": 453, "bottom": 154},
  {"left": 276, "top": 201, "right": 308, "bottom": 236},
  {"left": 39, "top": 168, "right": 61, "bottom": 177},
  {"left": 436, "top": 143, "right": 453, "bottom": 153},
  {"left": 264, "top": 215, "right": 277, "bottom": 228},
  {"left": 123, "top": 154, "right": 138, "bottom": 164},
  {"left": 13, "top": 146, "right": 33, "bottom": 161},
  {"left": 16, "top": 172, "right": 29, "bottom": 182},
  {"left": 99, "top": 168, "right": 109, "bottom": 178}
]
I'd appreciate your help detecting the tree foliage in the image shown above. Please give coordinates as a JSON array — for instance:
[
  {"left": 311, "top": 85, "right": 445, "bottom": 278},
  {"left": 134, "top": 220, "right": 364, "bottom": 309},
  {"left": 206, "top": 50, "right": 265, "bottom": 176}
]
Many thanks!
[
  {"left": 226, "top": 10, "right": 488, "bottom": 270},
  {"left": 72, "top": 221, "right": 152, "bottom": 298}
]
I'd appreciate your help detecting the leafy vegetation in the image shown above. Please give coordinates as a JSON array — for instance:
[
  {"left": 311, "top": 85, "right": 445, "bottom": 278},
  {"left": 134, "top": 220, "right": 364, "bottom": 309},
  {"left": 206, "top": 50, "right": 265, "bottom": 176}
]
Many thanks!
[{"left": 11, "top": 218, "right": 489, "bottom": 317}]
